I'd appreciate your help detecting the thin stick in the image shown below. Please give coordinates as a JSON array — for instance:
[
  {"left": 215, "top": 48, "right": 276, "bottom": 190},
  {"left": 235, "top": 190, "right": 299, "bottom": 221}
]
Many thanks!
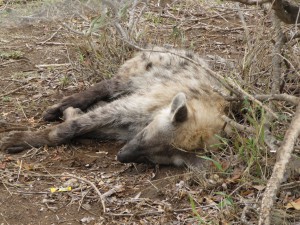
[
  {"left": 263, "top": 12, "right": 285, "bottom": 152},
  {"left": 16, "top": 160, "right": 22, "bottom": 183},
  {"left": 102, "top": 185, "right": 123, "bottom": 199},
  {"left": 221, "top": 115, "right": 255, "bottom": 134},
  {"left": 128, "top": 0, "right": 138, "bottom": 33},
  {"left": 227, "top": 0, "right": 269, "bottom": 5},
  {"left": 235, "top": 2, "right": 251, "bottom": 46},
  {"left": 55, "top": 174, "right": 106, "bottom": 213},
  {"left": 27, "top": 173, "right": 106, "bottom": 213},
  {"left": 16, "top": 98, "right": 28, "bottom": 120},
  {"left": 36, "top": 42, "right": 76, "bottom": 46},
  {"left": 0, "top": 84, "right": 30, "bottom": 98},
  {"left": 39, "top": 26, "right": 62, "bottom": 45},
  {"left": 0, "top": 59, "right": 28, "bottom": 67},
  {"left": 258, "top": 101, "right": 300, "bottom": 225},
  {"left": 227, "top": 77, "right": 279, "bottom": 119},
  {"left": 35, "top": 63, "right": 71, "bottom": 68},
  {"left": 224, "top": 93, "right": 300, "bottom": 105},
  {"left": 252, "top": 94, "right": 299, "bottom": 105}
]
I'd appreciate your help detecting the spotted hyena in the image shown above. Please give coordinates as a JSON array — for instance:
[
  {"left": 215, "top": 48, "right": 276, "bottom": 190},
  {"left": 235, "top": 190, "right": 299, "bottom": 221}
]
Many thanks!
[{"left": 0, "top": 46, "right": 229, "bottom": 166}]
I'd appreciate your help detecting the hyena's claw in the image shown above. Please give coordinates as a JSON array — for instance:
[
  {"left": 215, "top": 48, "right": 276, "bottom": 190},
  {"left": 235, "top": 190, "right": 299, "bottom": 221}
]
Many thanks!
[
  {"left": 42, "top": 103, "right": 63, "bottom": 121},
  {"left": 0, "top": 131, "right": 30, "bottom": 154}
]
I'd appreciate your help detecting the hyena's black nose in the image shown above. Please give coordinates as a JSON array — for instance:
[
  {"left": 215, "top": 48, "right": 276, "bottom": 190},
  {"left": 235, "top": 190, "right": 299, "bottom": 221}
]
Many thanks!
[
  {"left": 117, "top": 145, "right": 141, "bottom": 163},
  {"left": 117, "top": 147, "right": 132, "bottom": 163}
]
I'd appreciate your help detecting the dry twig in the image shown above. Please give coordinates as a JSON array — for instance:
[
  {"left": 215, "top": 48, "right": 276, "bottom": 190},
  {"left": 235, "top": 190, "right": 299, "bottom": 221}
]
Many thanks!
[
  {"left": 0, "top": 84, "right": 30, "bottom": 98},
  {"left": 264, "top": 12, "right": 285, "bottom": 152},
  {"left": 39, "top": 26, "right": 62, "bottom": 45},
  {"left": 102, "top": 185, "right": 123, "bottom": 200},
  {"left": 224, "top": 93, "right": 300, "bottom": 105},
  {"left": 28, "top": 173, "right": 106, "bottom": 213},
  {"left": 221, "top": 115, "right": 256, "bottom": 134},
  {"left": 259, "top": 101, "right": 300, "bottom": 225}
]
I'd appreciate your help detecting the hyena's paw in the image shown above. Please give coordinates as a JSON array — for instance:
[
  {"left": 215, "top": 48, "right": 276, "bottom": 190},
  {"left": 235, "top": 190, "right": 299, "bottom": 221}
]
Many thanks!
[
  {"left": 0, "top": 131, "right": 31, "bottom": 153},
  {"left": 43, "top": 95, "right": 88, "bottom": 121},
  {"left": 42, "top": 102, "right": 65, "bottom": 122}
]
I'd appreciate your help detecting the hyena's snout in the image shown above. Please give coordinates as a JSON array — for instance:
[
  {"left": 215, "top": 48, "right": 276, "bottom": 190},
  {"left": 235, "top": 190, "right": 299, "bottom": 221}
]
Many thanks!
[
  {"left": 117, "top": 139, "right": 146, "bottom": 163},
  {"left": 117, "top": 137, "right": 172, "bottom": 165}
]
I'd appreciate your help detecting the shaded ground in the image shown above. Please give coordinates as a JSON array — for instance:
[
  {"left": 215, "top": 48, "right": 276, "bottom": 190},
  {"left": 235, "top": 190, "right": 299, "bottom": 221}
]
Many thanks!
[{"left": 0, "top": 0, "right": 300, "bottom": 224}]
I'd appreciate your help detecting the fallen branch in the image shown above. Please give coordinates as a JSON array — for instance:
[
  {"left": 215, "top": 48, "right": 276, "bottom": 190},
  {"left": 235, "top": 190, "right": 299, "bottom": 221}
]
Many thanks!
[
  {"left": 226, "top": 77, "right": 279, "bottom": 119},
  {"left": 221, "top": 115, "right": 256, "bottom": 134},
  {"left": 224, "top": 93, "right": 300, "bottom": 105},
  {"left": 258, "top": 101, "right": 300, "bottom": 225},
  {"left": 0, "top": 59, "right": 29, "bottom": 67},
  {"left": 264, "top": 12, "right": 285, "bottom": 152},
  {"left": 255, "top": 94, "right": 299, "bottom": 105}
]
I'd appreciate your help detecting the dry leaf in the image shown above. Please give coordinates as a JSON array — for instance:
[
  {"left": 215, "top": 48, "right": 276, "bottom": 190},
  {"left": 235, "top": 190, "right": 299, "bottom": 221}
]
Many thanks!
[
  {"left": 285, "top": 198, "right": 300, "bottom": 210},
  {"left": 0, "top": 162, "right": 7, "bottom": 170},
  {"left": 252, "top": 185, "right": 265, "bottom": 191}
]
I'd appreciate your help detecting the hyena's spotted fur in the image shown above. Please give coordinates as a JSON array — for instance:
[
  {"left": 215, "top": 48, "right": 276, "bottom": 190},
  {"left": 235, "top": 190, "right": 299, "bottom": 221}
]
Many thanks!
[{"left": 0, "top": 47, "right": 229, "bottom": 166}]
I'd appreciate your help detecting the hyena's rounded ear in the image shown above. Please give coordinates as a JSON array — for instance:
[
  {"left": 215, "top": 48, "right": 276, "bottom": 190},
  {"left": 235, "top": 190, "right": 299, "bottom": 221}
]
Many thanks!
[{"left": 170, "top": 92, "right": 188, "bottom": 123}]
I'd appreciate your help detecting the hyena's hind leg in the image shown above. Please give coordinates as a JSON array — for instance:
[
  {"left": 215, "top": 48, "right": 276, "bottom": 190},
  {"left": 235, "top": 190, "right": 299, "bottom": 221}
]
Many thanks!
[
  {"left": 0, "top": 107, "right": 82, "bottom": 154},
  {"left": 0, "top": 109, "right": 87, "bottom": 154},
  {"left": 0, "top": 128, "right": 54, "bottom": 153},
  {"left": 1, "top": 99, "right": 136, "bottom": 153},
  {"left": 43, "top": 77, "right": 130, "bottom": 122}
]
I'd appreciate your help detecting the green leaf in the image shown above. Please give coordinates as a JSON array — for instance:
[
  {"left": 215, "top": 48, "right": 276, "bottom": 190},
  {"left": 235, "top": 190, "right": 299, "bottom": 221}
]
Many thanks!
[
  {"left": 199, "top": 156, "right": 224, "bottom": 172},
  {"left": 189, "top": 195, "right": 205, "bottom": 224}
]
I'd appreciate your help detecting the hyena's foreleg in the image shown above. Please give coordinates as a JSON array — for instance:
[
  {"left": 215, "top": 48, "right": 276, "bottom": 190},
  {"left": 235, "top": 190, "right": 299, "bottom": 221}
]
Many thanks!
[{"left": 43, "top": 77, "right": 130, "bottom": 121}]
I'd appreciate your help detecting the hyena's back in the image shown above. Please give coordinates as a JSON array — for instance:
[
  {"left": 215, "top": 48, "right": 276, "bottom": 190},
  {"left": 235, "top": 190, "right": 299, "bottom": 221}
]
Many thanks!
[{"left": 115, "top": 46, "right": 223, "bottom": 96}]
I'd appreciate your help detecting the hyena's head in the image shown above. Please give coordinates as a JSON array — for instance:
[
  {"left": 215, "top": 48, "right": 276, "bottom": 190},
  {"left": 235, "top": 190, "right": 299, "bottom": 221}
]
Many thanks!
[{"left": 117, "top": 92, "right": 227, "bottom": 166}]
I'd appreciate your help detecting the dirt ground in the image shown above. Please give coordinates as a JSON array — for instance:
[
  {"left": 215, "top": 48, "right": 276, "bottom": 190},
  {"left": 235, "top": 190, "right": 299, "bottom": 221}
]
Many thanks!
[
  {"left": 0, "top": 24, "right": 192, "bottom": 224},
  {"left": 0, "top": 0, "right": 299, "bottom": 224},
  {"left": 0, "top": 3, "right": 223, "bottom": 224}
]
